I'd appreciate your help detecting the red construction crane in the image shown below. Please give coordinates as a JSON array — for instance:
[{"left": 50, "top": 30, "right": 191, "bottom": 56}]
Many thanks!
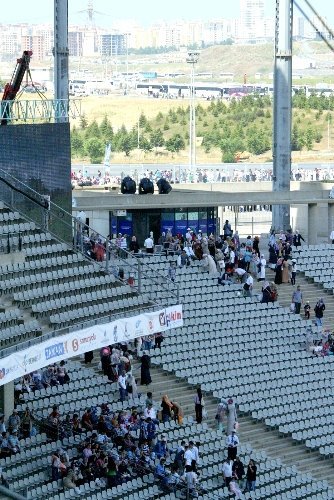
[{"left": 1, "top": 50, "right": 33, "bottom": 125}]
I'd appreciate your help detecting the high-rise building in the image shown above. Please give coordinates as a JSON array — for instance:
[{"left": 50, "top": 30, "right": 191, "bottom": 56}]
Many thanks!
[
  {"left": 68, "top": 31, "right": 83, "bottom": 57},
  {"left": 101, "top": 34, "right": 125, "bottom": 57},
  {"left": 240, "top": 0, "right": 265, "bottom": 40},
  {"left": 21, "top": 35, "right": 45, "bottom": 61}
]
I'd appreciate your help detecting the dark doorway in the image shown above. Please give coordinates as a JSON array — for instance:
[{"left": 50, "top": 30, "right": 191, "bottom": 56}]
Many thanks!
[
  {"left": 148, "top": 212, "right": 161, "bottom": 244},
  {"left": 132, "top": 210, "right": 161, "bottom": 248}
]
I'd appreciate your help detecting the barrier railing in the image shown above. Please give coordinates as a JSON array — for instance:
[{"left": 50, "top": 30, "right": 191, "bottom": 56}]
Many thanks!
[
  {"left": 0, "top": 167, "right": 180, "bottom": 356},
  {"left": 0, "top": 98, "right": 80, "bottom": 124}
]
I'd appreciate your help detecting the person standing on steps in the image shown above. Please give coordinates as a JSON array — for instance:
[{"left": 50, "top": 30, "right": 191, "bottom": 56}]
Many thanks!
[
  {"left": 292, "top": 285, "right": 303, "bottom": 315},
  {"left": 144, "top": 234, "right": 154, "bottom": 254},
  {"left": 140, "top": 351, "right": 152, "bottom": 386},
  {"left": 226, "top": 429, "right": 239, "bottom": 460},
  {"left": 292, "top": 230, "right": 305, "bottom": 250},
  {"left": 330, "top": 229, "right": 334, "bottom": 244},
  {"left": 314, "top": 298, "right": 326, "bottom": 327},
  {"left": 194, "top": 387, "right": 204, "bottom": 424},
  {"left": 244, "top": 459, "right": 257, "bottom": 493},
  {"left": 226, "top": 398, "right": 238, "bottom": 436},
  {"left": 290, "top": 259, "right": 297, "bottom": 285}
]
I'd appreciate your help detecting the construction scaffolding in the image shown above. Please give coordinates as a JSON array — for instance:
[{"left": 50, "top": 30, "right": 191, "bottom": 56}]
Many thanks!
[{"left": 0, "top": 99, "right": 80, "bottom": 124}]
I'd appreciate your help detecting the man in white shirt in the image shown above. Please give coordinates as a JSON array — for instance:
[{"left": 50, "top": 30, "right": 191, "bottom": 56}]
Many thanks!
[
  {"left": 184, "top": 242, "right": 195, "bottom": 260},
  {"left": 118, "top": 371, "right": 127, "bottom": 402},
  {"left": 222, "top": 457, "right": 233, "bottom": 487},
  {"left": 243, "top": 273, "right": 253, "bottom": 297},
  {"left": 229, "top": 248, "right": 235, "bottom": 265},
  {"left": 185, "top": 229, "right": 192, "bottom": 242},
  {"left": 184, "top": 443, "right": 193, "bottom": 469},
  {"left": 188, "top": 441, "right": 199, "bottom": 471},
  {"left": 144, "top": 235, "right": 154, "bottom": 254},
  {"left": 330, "top": 229, "right": 334, "bottom": 244},
  {"left": 143, "top": 404, "right": 157, "bottom": 421},
  {"left": 258, "top": 254, "right": 266, "bottom": 282},
  {"left": 186, "top": 470, "right": 198, "bottom": 497},
  {"left": 226, "top": 430, "right": 239, "bottom": 460}
]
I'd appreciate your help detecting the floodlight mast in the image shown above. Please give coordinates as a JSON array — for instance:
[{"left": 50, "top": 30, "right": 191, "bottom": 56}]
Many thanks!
[
  {"left": 272, "top": 0, "right": 293, "bottom": 232},
  {"left": 186, "top": 51, "right": 200, "bottom": 172}
]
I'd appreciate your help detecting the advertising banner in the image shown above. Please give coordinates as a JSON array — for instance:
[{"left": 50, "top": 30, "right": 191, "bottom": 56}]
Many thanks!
[{"left": 0, "top": 304, "right": 183, "bottom": 386}]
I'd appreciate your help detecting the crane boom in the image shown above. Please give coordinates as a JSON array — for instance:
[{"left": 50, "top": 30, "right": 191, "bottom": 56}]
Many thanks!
[{"left": 1, "top": 50, "right": 33, "bottom": 125}]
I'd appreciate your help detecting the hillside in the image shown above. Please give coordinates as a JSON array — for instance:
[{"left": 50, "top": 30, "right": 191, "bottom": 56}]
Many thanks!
[{"left": 71, "top": 93, "right": 334, "bottom": 165}]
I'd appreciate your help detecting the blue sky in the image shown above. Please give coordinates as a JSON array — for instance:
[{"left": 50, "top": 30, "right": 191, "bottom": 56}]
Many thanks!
[{"left": 1, "top": 0, "right": 333, "bottom": 27}]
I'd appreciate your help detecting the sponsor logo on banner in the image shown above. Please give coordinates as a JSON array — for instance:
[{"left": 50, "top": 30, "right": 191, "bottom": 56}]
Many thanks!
[
  {"left": 101, "top": 330, "right": 110, "bottom": 345},
  {"left": 72, "top": 338, "right": 79, "bottom": 352},
  {"left": 159, "top": 312, "right": 166, "bottom": 327},
  {"left": 148, "top": 319, "right": 154, "bottom": 332},
  {"left": 124, "top": 322, "right": 130, "bottom": 340},
  {"left": 159, "top": 306, "right": 183, "bottom": 329},
  {"left": 79, "top": 333, "right": 96, "bottom": 345},
  {"left": 45, "top": 342, "right": 66, "bottom": 361},
  {"left": 165, "top": 307, "right": 183, "bottom": 328},
  {"left": 113, "top": 325, "right": 118, "bottom": 343},
  {"left": 22, "top": 352, "right": 42, "bottom": 373},
  {"left": 135, "top": 319, "right": 144, "bottom": 337},
  {"left": 0, "top": 362, "right": 19, "bottom": 381}
]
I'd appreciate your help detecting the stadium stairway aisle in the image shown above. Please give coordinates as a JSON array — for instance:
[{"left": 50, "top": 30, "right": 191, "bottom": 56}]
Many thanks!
[
  {"left": 81, "top": 352, "right": 334, "bottom": 489},
  {"left": 254, "top": 267, "right": 334, "bottom": 328}
]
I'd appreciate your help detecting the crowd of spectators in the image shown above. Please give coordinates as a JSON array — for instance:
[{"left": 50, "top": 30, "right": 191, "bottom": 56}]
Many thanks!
[
  {"left": 6, "top": 323, "right": 261, "bottom": 498},
  {"left": 72, "top": 166, "right": 333, "bottom": 189},
  {"left": 7, "top": 351, "right": 205, "bottom": 497},
  {"left": 5, "top": 215, "right": 334, "bottom": 497}
]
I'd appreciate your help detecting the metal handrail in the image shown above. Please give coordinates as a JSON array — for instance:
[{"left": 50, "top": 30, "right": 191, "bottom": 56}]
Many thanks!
[
  {"left": 0, "top": 486, "right": 26, "bottom": 500},
  {"left": 0, "top": 167, "right": 180, "bottom": 303},
  {"left": 0, "top": 303, "right": 160, "bottom": 359}
]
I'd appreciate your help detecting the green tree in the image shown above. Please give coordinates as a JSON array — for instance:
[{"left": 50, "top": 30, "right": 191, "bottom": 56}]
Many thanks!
[
  {"left": 165, "top": 134, "right": 185, "bottom": 153},
  {"left": 139, "top": 112, "right": 149, "bottom": 127},
  {"left": 247, "top": 129, "right": 270, "bottom": 155},
  {"left": 150, "top": 128, "right": 165, "bottom": 150},
  {"left": 71, "top": 129, "right": 84, "bottom": 157},
  {"left": 139, "top": 136, "right": 152, "bottom": 153},
  {"left": 85, "top": 119, "right": 100, "bottom": 139},
  {"left": 155, "top": 111, "right": 164, "bottom": 125},
  {"left": 85, "top": 138, "right": 104, "bottom": 163},
  {"left": 79, "top": 113, "right": 88, "bottom": 129},
  {"left": 100, "top": 115, "right": 113, "bottom": 138},
  {"left": 291, "top": 124, "right": 304, "bottom": 151},
  {"left": 304, "top": 127, "right": 314, "bottom": 150},
  {"left": 118, "top": 135, "right": 134, "bottom": 156}
]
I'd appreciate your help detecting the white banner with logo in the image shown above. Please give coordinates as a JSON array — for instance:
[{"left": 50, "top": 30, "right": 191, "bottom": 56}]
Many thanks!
[{"left": 0, "top": 304, "right": 183, "bottom": 386}]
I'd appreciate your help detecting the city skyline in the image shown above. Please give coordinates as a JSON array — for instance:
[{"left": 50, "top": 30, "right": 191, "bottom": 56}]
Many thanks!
[{"left": 0, "top": 0, "right": 332, "bottom": 28}]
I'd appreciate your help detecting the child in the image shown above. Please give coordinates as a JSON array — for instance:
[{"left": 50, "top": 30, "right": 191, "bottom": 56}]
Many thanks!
[
  {"left": 290, "top": 259, "right": 297, "bottom": 285},
  {"left": 304, "top": 301, "right": 311, "bottom": 320}
]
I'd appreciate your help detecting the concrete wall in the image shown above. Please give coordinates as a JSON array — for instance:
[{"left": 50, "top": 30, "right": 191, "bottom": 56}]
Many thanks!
[{"left": 72, "top": 181, "right": 333, "bottom": 242}]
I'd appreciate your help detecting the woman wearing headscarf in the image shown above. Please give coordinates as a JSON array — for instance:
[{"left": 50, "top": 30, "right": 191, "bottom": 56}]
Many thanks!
[
  {"left": 261, "top": 281, "right": 272, "bottom": 304},
  {"left": 257, "top": 254, "right": 266, "bottom": 282},
  {"left": 252, "top": 236, "right": 260, "bottom": 257},
  {"left": 171, "top": 401, "right": 184, "bottom": 425},
  {"left": 140, "top": 351, "right": 152, "bottom": 386},
  {"left": 282, "top": 257, "right": 290, "bottom": 283},
  {"left": 194, "top": 387, "right": 204, "bottom": 423},
  {"left": 203, "top": 253, "right": 217, "bottom": 275},
  {"left": 226, "top": 398, "right": 237, "bottom": 436},
  {"left": 274, "top": 257, "right": 283, "bottom": 285},
  {"left": 161, "top": 395, "right": 173, "bottom": 423},
  {"left": 201, "top": 237, "right": 209, "bottom": 257},
  {"left": 215, "top": 401, "right": 227, "bottom": 432},
  {"left": 126, "top": 373, "right": 138, "bottom": 399}
]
